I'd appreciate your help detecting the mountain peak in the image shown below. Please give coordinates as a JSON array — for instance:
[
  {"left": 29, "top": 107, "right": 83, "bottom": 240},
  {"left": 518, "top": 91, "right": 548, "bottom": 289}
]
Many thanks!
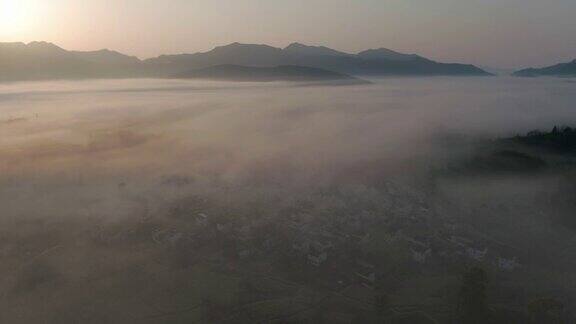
[
  {"left": 513, "top": 58, "right": 576, "bottom": 77},
  {"left": 215, "top": 42, "right": 280, "bottom": 51},
  {"left": 204, "top": 42, "right": 284, "bottom": 57},
  {"left": 357, "top": 48, "right": 421, "bottom": 61},
  {"left": 70, "top": 48, "right": 141, "bottom": 65},
  {"left": 284, "top": 43, "right": 350, "bottom": 57},
  {"left": 27, "top": 41, "right": 64, "bottom": 50},
  {"left": 284, "top": 42, "right": 317, "bottom": 50},
  {"left": 285, "top": 42, "right": 305, "bottom": 48}
]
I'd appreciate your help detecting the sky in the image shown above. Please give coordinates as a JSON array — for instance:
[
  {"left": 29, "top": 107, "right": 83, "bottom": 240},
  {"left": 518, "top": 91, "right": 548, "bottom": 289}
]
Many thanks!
[{"left": 0, "top": 0, "right": 575, "bottom": 69}]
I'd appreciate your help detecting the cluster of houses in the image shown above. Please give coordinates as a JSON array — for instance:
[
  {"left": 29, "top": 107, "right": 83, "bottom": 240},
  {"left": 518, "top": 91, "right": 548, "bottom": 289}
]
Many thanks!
[
  {"left": 277, "top": 200, "right": 523, "bottom": 286},
  {"left": 146, "top": 183, "right": 523, "bottom": 294},
  {"left": 445, "top": 234, "right": 522, "bottom": 271}
]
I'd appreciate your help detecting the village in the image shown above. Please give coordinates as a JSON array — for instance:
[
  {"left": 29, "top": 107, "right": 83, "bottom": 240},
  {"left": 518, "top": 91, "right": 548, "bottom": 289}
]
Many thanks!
[{"left": 133, "top": 180, "right": 528, "bottom": 322}]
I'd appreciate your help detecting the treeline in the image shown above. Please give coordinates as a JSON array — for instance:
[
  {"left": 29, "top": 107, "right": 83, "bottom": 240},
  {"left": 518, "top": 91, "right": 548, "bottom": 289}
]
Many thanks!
[
  {"left": 509, "top": 126, "right": 576, "bottom": 153},
  {"left": 457, "top": 267, "right": 572, "bottom": 324}
]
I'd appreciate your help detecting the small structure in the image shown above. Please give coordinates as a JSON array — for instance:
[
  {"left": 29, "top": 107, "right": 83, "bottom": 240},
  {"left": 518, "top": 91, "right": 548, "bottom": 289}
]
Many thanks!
[
  {"left": 466, "top": 246, "right": 488, "bottom": 262},
  {"left": 497, "top": 256, "right": 521, "bottom": 271},
  {"left": 216, "top": 223, "right": 228, "bottom": 232},
  {"left": 308, "top": 248, "right": 328, "bottom": 267},
  {"left": 355, "top": 261, "right": 377, "bottom": 287},
  {"left": 312, "top": 239, "right": 334, "bottom": 251},
  {"left": 411, "top": 246, "right": 432, "bottom": 263},
  {"left": 196, "top": 213, "right": 209, "bottom": 227}
]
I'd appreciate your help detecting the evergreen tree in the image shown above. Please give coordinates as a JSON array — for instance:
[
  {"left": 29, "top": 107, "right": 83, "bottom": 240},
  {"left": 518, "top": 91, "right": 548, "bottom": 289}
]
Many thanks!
[{"left": 457, "top": 267, "right": 490, "bottom": 324}]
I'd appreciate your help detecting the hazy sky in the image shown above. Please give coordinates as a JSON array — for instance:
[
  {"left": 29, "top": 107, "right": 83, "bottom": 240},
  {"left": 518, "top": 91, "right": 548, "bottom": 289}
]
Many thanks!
[{"left": 1, "top": 0, "right": 575, "bottom": 68}]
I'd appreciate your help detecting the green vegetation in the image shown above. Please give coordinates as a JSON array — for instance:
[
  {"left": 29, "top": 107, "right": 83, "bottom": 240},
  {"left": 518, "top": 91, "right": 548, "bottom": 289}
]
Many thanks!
[{"left": 509, "top": 126, "right": 576, "bottom": 153}]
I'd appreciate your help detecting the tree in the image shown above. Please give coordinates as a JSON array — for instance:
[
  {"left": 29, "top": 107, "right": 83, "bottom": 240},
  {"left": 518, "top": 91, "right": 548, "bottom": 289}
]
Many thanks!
[
  {"left": 527, "top": 298, "right": 565, "bottom": 324},
  {"left": 374, "top": 291, "right": 389, "bottom": 320},
  {"left": 457, "top": 267, "right": 490, "bottom": 324}
]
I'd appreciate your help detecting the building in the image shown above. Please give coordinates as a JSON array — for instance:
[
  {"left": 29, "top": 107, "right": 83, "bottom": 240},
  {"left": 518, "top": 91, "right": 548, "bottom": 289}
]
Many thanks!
[
  {"left": 411, "top": 246, "right": 432, "bottom": 263},
  {"left": 497, "top": 256, "right": 521, "bottom": 271},
  {"left": 466, "top": 246, "right": 488, "bottom": 262},
  {"left": 308, "top": 248, "right": 328, "bottom": 267}
]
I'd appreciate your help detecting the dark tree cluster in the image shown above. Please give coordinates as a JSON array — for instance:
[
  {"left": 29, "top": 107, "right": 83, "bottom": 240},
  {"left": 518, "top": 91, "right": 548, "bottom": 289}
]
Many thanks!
[{"left": 511, "top": 126, "right": 576, "bottom": 153}]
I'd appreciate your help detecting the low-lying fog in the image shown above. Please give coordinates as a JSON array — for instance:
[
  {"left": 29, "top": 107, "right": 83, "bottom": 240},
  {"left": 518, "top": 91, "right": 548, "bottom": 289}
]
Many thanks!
[
  {"left": 1, "top": 77, "right": 575, "bottom": 323},
  {"left": 1, "top": 77, "right": 574, "bottom": 214},
  {"left": 2, "top": 77, "right": 574, "bottom": 188}
]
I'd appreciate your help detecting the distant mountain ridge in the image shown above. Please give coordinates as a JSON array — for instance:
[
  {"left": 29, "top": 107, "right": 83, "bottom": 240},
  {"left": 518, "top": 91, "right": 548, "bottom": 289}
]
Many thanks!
[
  {"left": 70, "top": 49, "right": 141, "bottom": 65},
  {"left": 0, "top": 41, "right": 143, "bottom": 81},
  {"left": 513, "top": 59, "right": 576, "bottom": 77},
  {"left": 284, "top": 43, "right": 351, "bottom": 57},
  {"left": 0, "top": 41, "right": 491, "bottom": 82},
  {"left": 145, "top": 42, "right": 491, "bottom": 77},
  {"left": 356, "top": 48, "right": 423, "bottom": 61}
]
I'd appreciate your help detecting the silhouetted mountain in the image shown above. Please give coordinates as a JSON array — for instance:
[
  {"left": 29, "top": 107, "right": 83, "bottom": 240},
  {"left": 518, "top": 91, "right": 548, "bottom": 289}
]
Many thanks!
[
  {"left": 145, "top": 42, "right": 491, "bottom": 77},
  {"left": 0, "top": 42, "right": 91, "bottom": 81},
  {"left": 0, "top": 41, "right": 491, "bottom": 82},
  {"left": 0, "top": 42, "right": 144, "bottom": 81},
  {"left": 514, "top": 59, "right": 576, "bottom": 77},
  {"left": 174, "top": 64, "right": 369, "bottom": 84},
  {"left": 145, "top": 43, "right": 286, "bottom": 76},
  {"left": 284, "top": 43, "right": 351, "bottom": 57},
  {"left": 70, "top": 49, "right": 141, "bottom": 66},
  {"left": 356, "top": 48, "right": 423, "bottom": 61}
]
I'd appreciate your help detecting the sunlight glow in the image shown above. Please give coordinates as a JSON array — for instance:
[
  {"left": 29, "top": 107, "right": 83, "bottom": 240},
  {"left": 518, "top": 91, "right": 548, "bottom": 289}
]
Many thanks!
[{"left": 0, "top": 0, "right": 37, "bottom": 37}]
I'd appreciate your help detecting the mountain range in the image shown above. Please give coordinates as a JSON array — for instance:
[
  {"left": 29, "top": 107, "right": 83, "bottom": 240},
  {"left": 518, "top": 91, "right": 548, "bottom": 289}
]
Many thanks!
[
  {"left": 145, "top": 42, "right": 491, "bottom": 77},
  {"left": 513, "top": 59, "right": 576, "bottom": 77},
  {"left": 0, "top": 41, "right": 143, "bottom": 81},
  {"left": 0, "top": 41, "right": 492, "bottom": 82}
]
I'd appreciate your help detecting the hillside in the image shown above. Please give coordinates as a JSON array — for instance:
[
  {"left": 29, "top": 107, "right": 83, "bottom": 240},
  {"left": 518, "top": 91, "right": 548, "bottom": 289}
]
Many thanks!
[
  {"left": 514, "top": 59, "right": 576, "bottom": 77},
  {"left": 146, "top": 42, "right": 492, "bottom": 77},
  {"left": 0, "top": 42, "right": 143, "bottom": 81},
  {"left": 0, "top": 41, "right": 491, "bottom": 82}
]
